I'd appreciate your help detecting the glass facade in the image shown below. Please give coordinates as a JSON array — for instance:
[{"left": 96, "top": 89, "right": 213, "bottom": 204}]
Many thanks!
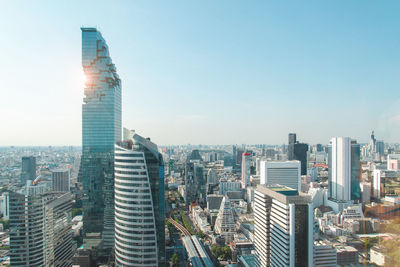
[
  {"left": 351, "top": 142, "right": 361, "bottom": 202},
  {"left": 80, "top": 27, "right": 121, "bottom": 249}
]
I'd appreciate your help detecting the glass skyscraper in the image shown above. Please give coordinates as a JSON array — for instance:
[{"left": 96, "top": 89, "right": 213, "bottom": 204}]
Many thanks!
[
  {"left": 80, "top": 27, "right": 121, "bottom": 249},
  {"left": 114, "top": 130, "right": 165, "bottom": 266}
]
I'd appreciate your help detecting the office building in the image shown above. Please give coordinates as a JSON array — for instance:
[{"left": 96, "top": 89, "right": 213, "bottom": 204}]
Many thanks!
[
  {"left": 219, "top": 181, "right": 241, "bottom": 196},
  {"left": 114, "top": 130, "right": 165, "bottom": 266},
  {"left": 52, "top": 169, "right": 70, "bottom": 192},
  {"left": 254, "top": 185, "right": 313, "bottom": 267},
  {"left": 313, "top": 240, "right": 337, "bottom": 267},
  {"left": 214, "top": 197, "right": 236, "bottom": 243},
  {"left": 21, "top": 156, "right": 36, "bottom": 185},
  {"left": 328, "top": 137, "right": 361, "bottom": 202},
  {"left": 241, "top": 152, "right": 251, "bottom": 188},
  {"left": 260, "top": 160, "right": 301, "bottom": 191},
  {"left": 287, "top": 133, "right": 308, "bottom": 175},
  {"left": 375, "top": 140, "right": 384, "bottom": 156},
  {"left": 387, "top": 154, "right": 400, "bottom": 170},
  {"left": 10, "top": 192, "right": 73, "bottom": 267},
  {"left": 373, "top": 170, "right": 381, "bottom": 199},
  {"left": 0, "top": 192, "right": 9, "bottom": 220},
  {"left": 80, "top": 27, "right": 121, "bottom": 249}
]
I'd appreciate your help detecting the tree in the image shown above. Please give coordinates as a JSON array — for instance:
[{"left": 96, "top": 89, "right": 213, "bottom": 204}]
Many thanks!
[
  {"left": 171, "top": 253, "right": 179, "bottom": 266},
  {"left": 72, "top": 208, "right": 82, "bottom": 218}
]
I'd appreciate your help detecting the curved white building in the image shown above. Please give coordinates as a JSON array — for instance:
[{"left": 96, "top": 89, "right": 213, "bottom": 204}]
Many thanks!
[{"left": 114, "top": 131, "right": 165, "bottom": 267}]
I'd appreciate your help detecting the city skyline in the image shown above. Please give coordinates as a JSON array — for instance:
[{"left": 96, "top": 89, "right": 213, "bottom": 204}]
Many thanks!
[{"left": 1, "top": 1, "right": 400, "bottom": 146}]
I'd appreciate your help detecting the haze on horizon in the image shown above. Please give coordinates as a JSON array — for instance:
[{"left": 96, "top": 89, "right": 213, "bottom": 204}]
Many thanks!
[{"left": 0, "top": 1, "right": 399, "bottom": 146}]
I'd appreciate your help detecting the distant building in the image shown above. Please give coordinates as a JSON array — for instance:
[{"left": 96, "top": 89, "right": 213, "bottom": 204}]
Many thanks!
[
  {"left": 387, "top": 154, "right": 400, "bottom": 170},
  {"left": 373, "top": 170, "right": 381, "bottom": 199},
  {"left": 254, "top": 185, "right": 313, "bottom": 267},
  {"left": 360, "top": 182, "right": 371, "bottom": 203},
  {"left": 21, "top": 156, "right": 36, "bottom": 185},
  {"left": 51, "top": 169, "right": 70, "bottom": 192},
  {"left": 260, "top": 160, "right": 301, "bottom": 191},
  {"left": 328, "top": 137, "right": 360, "bottom": 202},
  {"left": 10, "top": 192, "right": 73, "bottom": 267},
  {"left": 287, "top": 133, "right": 308, "bottom": 175},
  {"left": 375, "top": 141, "right": 384, "bottom": 156},
  {"left": 219, "top": 181, "right": 241, "bottom": 196},
  {"left": 241, "top": 152, "right": 251, "bottom": 189},
  {"left": 0, "top": 192, "right": 9, "bottom": 220},
  {"left": 207, "top": 194, "right": 224, "bottom": 211}
]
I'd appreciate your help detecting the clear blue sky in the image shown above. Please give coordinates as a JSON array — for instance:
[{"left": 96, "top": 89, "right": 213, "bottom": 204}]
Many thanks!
[{"left": 1, "top": 0, "right": 399, "bottom": 146}]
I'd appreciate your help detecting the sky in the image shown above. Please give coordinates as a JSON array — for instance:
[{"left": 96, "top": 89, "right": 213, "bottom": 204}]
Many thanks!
[{"left": 0, "top": 0, "right": 399, "bottom": 146}]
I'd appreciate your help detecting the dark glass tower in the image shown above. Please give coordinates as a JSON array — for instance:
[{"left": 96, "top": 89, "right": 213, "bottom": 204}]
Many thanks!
[
  {"left": 21, "top": 156, "right": 36, "bottom": 185},
  {"left": 350, "top": 141, "right": 361, "bottom": 202},
  {"left": 287, "top": 133, "right": 308, "bottom": 175},
  {"left": 80, "top": 27, "right": 121, "bottom": 249}
]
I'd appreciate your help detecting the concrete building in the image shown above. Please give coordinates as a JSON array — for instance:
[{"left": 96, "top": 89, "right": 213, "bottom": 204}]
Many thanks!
[
  {"left": 260, "top": 160, "right": 301, "bottom": 191},
  {"left": 52, "top": 169, "right": 70, "bottom": 192},
  {"left": 215, "top": 197, "right": 236, "bottom": 243},
  {"left": 254, "top": 185, "right": 313, "bottom": 267},
  {"left": 313, "top": 240, "right": 337, "bottom": 267},
  {"left": 360, "top": 182, "right": 371, "bottom": 203},
  {"left": 387, "top": 154, "right": 400, "bottom": 170},
  {"left": 10, "top": 192, "right": 73, "bottom": 267}
]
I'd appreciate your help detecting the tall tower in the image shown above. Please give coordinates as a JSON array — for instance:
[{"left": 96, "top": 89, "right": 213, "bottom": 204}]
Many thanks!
[
  {"left": 241, "top": 152, "right": 251, "bottom": 189},
  {"left": 287, "top": 133, "right": 308, "bottom": 175},
  {"left": 114, "top": 130, "right": 165, "bottom": 266},
  {"left": 328, "top": 137, "right": 360, "bottom": 202},
  {"left": 80, "top": 27, "right": 121, "bottom": 249}
]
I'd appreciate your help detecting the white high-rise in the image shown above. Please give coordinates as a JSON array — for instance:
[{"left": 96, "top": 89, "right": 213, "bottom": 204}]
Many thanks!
[
  {"left": 241, "top": 152, "right": 251, "bottom": 188},
  {"left": 114, "top": 130, "right": 165, "bottom": 267},
  {"left": 260, "top": 160, "right": 301, "bottom": 191},
  {"left": 254, "top": 185, "right": 313, "bottom": 267},
  {"left": 328, "top": 137, "right": 360, "bottom": 202},
  {"left": 373, "top": 170, "right": 381, "bottom": 199}
]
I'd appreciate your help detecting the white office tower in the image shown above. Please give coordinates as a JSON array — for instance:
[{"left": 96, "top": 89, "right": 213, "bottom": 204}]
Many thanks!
[
  {"left": 51, "top": 169, "right": 70, "bottom": 192},
  {"left": 260, "top": 160, "right": 301, "bottom": 191},
  {"left": 328, "top": 137, "right": 361, "bottom": 202},
  {"left": 214, "top": 197, "right": 236, "bottom": 242},
  {"left": 329, "top": 137, "right": 351, "bottom": 201},
  {"left": 9, "top": 192, "right": 72, "bottom": 267},
  {"left": 313, "top": 240, "right": 337, "bottom": 267},
  {"left": 254, "top": 185, "right": 313, "bottom": 267},
  {"left": 0, "top": 192, "right": 9, "bottom": 220},
  {"left": 241, "top": 152, "right": 252, "bottom": 188},
  {"left": 373, "top": 170, "right": 381, "bottom": 199},
  {"left": 114, "top": 131, "right": 166, "bottom": 267}
]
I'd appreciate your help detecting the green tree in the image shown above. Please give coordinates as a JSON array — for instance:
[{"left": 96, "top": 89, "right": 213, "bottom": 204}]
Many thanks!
[
  {"left": 171, "top": 253, "right": 179, "bottom": 266},
  {"left": 0, "top": 220, "right": 9, "bottom": 230},
  {"left": 72, "top": 208, "right": 82, "bottom": 218}
]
